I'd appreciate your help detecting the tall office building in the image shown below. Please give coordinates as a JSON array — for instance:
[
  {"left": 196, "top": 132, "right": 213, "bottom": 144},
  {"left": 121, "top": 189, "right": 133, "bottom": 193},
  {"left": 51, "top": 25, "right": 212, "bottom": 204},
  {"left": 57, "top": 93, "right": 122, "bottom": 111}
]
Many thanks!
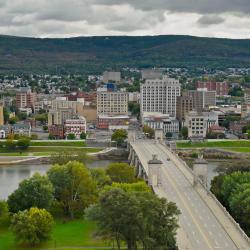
[
  {"left": 140, "top": 76, "right": 181, "bottom": 117},
  {"left": 176, "top": 93, "right": 193, "bottom": 122},
  {"left": 16, "top": 87, "right": 37, "bottom": 109},
  {"left": 188, "top": 88, "right": 216, "bottom": 112},
  {"left": 102, "top": 71, "right": 121, "bottom": 83},
  {"left": 141, "top": 69, "right": 163, "bottom": 80},
  {"left": 48, "top": 108, "right": 74, "bottom": 126},
  {"left": 97, "top": 90, "right": 128, "bottom": 115},
  {"left": 51, "top": 98, "right": 84, "bottom": 116}
]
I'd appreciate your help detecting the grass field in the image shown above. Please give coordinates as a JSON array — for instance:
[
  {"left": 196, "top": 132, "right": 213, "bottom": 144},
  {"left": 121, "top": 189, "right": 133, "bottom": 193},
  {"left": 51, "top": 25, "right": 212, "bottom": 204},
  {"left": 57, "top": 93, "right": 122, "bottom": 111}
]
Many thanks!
[
  {"left": 0, "top": 147, "right": 103, "bottom": 156},
  {"left": 0, "top": 219, "right": 109, "bottom": 250},
  {"left": 177, "top": 140, "right": 250, "bottom": 149},
  {"left": 220, "top": 147, "right": 250, "bottom": 153},
  {"left": 30, "top": 141, "right": 86, "bottom": 147}
]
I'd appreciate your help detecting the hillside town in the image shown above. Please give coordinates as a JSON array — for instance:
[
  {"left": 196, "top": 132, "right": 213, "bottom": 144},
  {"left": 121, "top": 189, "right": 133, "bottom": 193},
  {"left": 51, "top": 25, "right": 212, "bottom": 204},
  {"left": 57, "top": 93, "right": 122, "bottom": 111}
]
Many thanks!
[{"left": 0, "top": 68, "right": 250, "bottom": 142}]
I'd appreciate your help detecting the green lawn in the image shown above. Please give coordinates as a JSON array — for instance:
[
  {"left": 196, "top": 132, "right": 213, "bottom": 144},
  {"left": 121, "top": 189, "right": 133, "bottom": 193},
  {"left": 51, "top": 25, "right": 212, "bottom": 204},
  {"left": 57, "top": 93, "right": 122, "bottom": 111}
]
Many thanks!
[
  {"left": 177, "top": 140, "right": 250, "bottom": 148},
  {"left": 0, "top": 147, "right": 103, "bottom": 155},
  {"left": 0, "top": 220, "right": 109, "bottom": 250},
  {"left": 221, "top": 147, "right": 250, "bottom": 153},
  {"left": 30, "top": 141, "right": 86, "bottom": 147}
]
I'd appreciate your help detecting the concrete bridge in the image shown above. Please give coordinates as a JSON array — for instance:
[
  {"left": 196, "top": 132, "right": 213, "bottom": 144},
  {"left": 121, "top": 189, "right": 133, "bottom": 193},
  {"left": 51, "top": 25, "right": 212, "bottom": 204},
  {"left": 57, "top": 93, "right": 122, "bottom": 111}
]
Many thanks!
[{"left": 127, "top": 137, "right": 250, "bottom": 250}]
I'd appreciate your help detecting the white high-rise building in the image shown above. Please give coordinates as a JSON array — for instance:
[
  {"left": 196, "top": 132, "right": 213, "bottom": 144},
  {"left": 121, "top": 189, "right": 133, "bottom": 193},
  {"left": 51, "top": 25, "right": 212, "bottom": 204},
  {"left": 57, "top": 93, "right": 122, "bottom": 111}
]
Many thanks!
[{"left": 140, "top": 76, "right": 181, "bottom": 117}]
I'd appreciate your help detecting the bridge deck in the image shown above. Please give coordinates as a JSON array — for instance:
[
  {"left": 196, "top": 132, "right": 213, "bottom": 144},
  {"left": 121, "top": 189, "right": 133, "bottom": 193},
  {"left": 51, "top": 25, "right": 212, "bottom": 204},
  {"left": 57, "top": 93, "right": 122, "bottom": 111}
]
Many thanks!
[{"left": 130, "top": 140, "right": 249, "bottom": 250}]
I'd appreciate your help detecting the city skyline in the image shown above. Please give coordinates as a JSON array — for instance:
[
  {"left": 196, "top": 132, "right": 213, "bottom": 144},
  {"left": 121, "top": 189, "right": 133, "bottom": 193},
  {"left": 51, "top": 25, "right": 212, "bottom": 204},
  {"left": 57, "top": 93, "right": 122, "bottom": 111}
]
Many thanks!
[{"left": 0, "top": 0, "right": 249, "bottom": 39}]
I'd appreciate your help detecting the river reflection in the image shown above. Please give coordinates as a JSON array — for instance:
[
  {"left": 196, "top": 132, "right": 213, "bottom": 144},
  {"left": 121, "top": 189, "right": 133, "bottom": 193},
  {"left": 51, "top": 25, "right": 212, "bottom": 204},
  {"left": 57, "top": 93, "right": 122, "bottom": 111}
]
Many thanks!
[{"left": 0, "top": 160, "right": 123, "bottom": 200}]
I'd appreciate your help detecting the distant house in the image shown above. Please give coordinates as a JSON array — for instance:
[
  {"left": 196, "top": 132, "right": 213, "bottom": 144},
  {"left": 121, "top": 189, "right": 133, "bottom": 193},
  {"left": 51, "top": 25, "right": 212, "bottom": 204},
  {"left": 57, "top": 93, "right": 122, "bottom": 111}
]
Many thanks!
[
  {"left": 0, "top": 125, "right": 11, "bottom": 139},
  {"left": 12, "top": 124, "right": 31, "bottom": 137}
]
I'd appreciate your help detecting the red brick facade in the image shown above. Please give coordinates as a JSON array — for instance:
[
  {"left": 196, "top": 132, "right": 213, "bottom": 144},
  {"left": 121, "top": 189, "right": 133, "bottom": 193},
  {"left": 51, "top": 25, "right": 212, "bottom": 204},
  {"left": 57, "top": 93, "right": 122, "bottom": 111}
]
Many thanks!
[{"left": 196, "top": 81, "right": 229, "bottom": 96}]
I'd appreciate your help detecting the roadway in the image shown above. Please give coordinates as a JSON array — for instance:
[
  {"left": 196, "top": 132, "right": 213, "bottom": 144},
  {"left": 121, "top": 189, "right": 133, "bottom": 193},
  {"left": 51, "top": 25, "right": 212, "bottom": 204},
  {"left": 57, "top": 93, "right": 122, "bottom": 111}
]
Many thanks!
[{"left": 131, "top": 140, "right": 239, "bottom": 250}]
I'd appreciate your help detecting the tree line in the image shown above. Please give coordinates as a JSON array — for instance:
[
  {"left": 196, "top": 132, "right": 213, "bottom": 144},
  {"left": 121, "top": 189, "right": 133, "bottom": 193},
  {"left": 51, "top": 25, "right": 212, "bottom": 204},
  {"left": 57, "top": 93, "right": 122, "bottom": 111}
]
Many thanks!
[
  {"left": 0, "top": 153, "right": 180, "bottom": 249},
  {"left": 211, "top": 165, "right": 250, "bottom": 236}
]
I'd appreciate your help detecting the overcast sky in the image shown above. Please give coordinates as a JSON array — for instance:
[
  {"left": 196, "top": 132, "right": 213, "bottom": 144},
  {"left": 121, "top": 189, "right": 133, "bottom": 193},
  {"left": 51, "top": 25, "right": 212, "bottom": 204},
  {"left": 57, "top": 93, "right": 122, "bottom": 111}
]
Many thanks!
[{"left": 0, "top": 0, "right": 250, "bottom": 38}]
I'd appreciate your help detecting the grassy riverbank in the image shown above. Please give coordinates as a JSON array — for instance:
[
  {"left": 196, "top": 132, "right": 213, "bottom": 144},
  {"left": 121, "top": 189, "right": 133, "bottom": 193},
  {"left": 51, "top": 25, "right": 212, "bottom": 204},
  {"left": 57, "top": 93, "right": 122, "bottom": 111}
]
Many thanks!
[
  {"left": 0, "top": 219, "right": 110, "bottom": 250},
  {"left": 0, "top": 147, "right": 103, "bottom": 156},
  {"left": 177, "top": 140, "right": 250, "bottom": 151}
]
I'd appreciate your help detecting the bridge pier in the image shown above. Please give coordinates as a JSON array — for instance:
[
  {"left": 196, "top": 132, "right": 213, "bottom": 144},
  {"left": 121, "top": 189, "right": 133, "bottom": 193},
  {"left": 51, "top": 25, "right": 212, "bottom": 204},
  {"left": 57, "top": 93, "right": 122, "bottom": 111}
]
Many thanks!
[
  {"left": 128, "top": 147, "right": 133, "bottom": 162},
  {"left": 130, "top": 150, "right": 135, "bottom": 166}
]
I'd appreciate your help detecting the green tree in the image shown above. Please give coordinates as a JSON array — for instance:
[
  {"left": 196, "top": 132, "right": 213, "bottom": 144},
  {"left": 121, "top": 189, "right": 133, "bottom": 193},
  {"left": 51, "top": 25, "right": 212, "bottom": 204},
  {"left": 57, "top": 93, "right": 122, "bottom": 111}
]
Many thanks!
[
  {"left": 136, "top": 192, "right": 179, "bottom": 250},
  {"left": 43, "top": 125, "right": 48, "bottom": 131},
  {"left": 111, "top": 129, "right": 127, "bottom": 146},
  {"left": 80, "top": 132, "right": 87, "bottom": 139},
  {"left": 47, "top": 161, "right": 97, "bottom": 218},
  {"left": 110, "top": 182, "right": 151, "bottom": 193},
  {"left": 5, "top": 139, "right": 16, "bottom": 150},
  {"left": 165, "top": 132, "right": 173, "bottom": 138},
  {"left": 242, "top": 125, "right": 250, "bottom": 134},
  {"left": 3, "top": 107, "right": 9, "bottom": 123},
  {"left": 90, "top": 168, "right": 112, "bottom": 190},
  {"left": 34, "top": 113, "right": 47, "bottom": 124},
  {"left": 229, "top": 183, "right": 250, "bottom": 235},
  {"left": 0, "top": 200, "right": 9, "bottom": 225},
  {"left": 9, "top": 117, "right": 17, "bottom": 125},
  {"left": 142, "top": 125, "right": 154, "bottom": 139},
  {"left": 67, "top": 133, "right": 76, "bottom": 140},
  {"left": 180, "top": 126, "right": 188, "bottom": 139},
  {"left": 128, "top": 102, "right": 140, "bottom": 117},
  {"left": 30, "top": 133, "right": 38, "bottom": 140},
  {"left": 210, "top": 175, "right": 226, "bottom": 204},
  {"left": 106, "top": 163, "right": 136, "bottom": 183},
  {"left": 221, "top": 172, "right": 250, "bottom": 208},
  {"left": 50, "top": 150, "right": 90, "bottom": 165},
  {"left": 17, "top": 138, "right": 30, "bottom": 149},
  {"left": 11, "top": 207, "right": 54, "bottom": 246},
  {"left": 48, "top": 133, "right": 55, "bottom": 140},
  {"left": 86, "top": 188, "right": 180, "bottom": 250},
  {"left": 8, "top": 173, "right": 54, "bottom": 213}
]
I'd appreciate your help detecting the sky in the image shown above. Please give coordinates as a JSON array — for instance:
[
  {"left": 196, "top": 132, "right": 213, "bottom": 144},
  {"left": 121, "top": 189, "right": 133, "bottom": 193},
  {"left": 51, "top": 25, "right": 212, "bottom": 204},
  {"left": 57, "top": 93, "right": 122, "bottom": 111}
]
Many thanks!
[{"left": 0, "top": 0, "right": 250, "bottom": 39}]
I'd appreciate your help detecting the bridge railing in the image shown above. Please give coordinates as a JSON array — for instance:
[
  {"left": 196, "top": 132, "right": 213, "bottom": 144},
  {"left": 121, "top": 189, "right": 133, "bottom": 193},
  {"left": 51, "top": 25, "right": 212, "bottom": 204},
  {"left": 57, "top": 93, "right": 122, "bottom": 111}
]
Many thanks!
[
  {"left": 161, "top": 141, "right": 250, "bottom": 245},
  {"left": 197, "top": 180, "right": 250, "bottom": 244}
]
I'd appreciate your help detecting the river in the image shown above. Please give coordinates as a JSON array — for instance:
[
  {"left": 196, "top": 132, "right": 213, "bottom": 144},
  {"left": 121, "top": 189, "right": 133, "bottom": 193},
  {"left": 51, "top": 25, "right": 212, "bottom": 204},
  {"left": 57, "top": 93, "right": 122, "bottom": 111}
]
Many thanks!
[{"left": 0, "top": 160, "right": 124, "bottom": 200}]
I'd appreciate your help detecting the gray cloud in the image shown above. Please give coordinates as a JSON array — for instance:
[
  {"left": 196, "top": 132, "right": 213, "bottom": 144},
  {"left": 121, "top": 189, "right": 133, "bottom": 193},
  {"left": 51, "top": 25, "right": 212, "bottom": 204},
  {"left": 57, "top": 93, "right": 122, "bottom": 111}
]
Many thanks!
[
  {"left": 95, "top": 0, "right": 250, "bottom": 14},
  {"left": 0, "top": 0, "right": 249, "bottom": 38},
  {"left": 198, "top": 15, "right": 225, "bottom": 26}
]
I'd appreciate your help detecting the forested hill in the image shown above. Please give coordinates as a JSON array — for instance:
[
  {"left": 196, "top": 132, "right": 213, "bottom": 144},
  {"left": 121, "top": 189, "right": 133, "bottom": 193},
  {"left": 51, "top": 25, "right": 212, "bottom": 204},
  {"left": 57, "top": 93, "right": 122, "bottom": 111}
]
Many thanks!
[{"left": 1, "top": 35, "right": 250, "bottom": 73}]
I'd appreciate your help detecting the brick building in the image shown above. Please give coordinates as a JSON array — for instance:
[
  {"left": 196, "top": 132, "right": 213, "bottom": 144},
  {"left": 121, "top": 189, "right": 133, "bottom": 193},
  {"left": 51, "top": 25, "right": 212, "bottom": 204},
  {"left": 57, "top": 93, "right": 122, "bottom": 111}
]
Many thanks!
[
  {"left": 196, "top": 81, "right": 229, "bottom": 96},
  {"left": 97, "top": 114, "right": 129, "bottom": 130},
  {"left": 48, "top": 125, "right": 64, "bottom": 139},
  {"left": 64, "top": 116, "right": 86, "bottom": 139},
  {"left": 16, "top": 87, "right": 37, "bottom": 109}
]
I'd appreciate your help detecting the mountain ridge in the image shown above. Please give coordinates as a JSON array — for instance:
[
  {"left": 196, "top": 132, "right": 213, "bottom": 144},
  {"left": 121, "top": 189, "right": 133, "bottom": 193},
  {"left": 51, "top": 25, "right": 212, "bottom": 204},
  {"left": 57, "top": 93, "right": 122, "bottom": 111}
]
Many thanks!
[{"left": 1, "top": 35, "right": 250, "bottom": 73}]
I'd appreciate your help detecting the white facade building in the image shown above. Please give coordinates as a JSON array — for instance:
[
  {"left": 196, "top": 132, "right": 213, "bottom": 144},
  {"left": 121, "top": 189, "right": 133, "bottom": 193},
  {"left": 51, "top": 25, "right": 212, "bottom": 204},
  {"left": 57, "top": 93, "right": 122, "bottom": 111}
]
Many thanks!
[
  {"left": 128, "top": 92, "right": 140, "bottom": 103},
  {"left": 185, "top": 111, "right": 218, "bottom": 138},
  {"left": 142, "top": 112, "right": 179, "bottom": 135},
  {"left": 244, "top": 92, "right": 250, "bottom": 104},
  {"left": 64, "top": 116, "right": 86, "bottom": 139},
  {"left": 140, "top": 76, "right": 181, "bottom": 117}
]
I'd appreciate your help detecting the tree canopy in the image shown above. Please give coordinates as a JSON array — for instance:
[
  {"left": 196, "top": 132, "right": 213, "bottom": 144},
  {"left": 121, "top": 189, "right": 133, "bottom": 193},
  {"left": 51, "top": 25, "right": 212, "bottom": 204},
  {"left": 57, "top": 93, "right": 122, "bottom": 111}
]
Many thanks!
[
  {"left": 106, "top": 163, "right": 136, "bottom": 183},
  {"left": 7, "top": 173, "right": 54, "bottom": 213},
  {"left": 142, "top": 125, "right": 154, "bottom": 139},
  {"left": 10, "top": 207, "right": 54, "bottom": 246},
  {"left": 111, "top": 129, "right": 128, "bottom": 146},
  {"left": 47, "top": 161, "right": 97, "bottom": 218},
  {"left": 210, "top": 171, "right": 250, "bottom": 236},
  {"left": 86, "top": 188, "right": 180, "bottom": 250}
]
